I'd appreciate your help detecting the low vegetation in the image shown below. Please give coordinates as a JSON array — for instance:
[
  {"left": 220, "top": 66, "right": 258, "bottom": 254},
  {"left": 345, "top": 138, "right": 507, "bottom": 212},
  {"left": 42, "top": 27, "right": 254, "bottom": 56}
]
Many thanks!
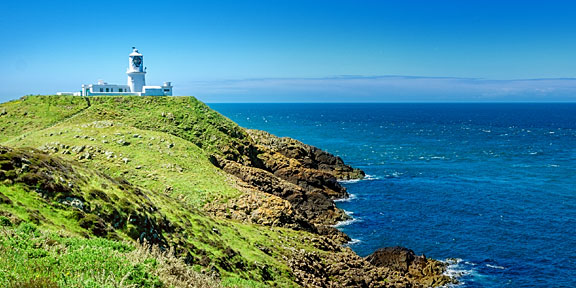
[
  {"left": 0, "top": 95, "right": 312, "bottom": 287},
  {"left": 0, "top": 222, "right": 220, "bottom": 288}
]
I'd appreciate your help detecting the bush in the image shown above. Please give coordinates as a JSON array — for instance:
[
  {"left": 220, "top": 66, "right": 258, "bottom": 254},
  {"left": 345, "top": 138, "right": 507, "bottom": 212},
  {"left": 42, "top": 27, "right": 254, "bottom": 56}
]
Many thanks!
[
  {"left": 0, "top": 216, "right": 11, "bottom": 227},
  {"left": 17, "top": 222, "right": 38, "bottom": 235}
]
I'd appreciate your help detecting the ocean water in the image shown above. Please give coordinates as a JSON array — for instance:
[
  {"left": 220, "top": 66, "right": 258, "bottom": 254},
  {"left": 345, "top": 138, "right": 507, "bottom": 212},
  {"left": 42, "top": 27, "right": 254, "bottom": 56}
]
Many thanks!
[{"left": 209, "top": 103, "right": 576, "bottom": 288}]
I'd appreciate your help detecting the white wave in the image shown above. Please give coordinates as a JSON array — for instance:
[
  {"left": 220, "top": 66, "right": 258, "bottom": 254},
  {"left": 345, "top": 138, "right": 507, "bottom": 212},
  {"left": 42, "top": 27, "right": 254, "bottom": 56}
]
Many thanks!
[
  {"left": 332, "top": 217, "right": 358, "bottom": 228},
  {"left": 384, "top": 171, "right": 404, "bottom": 178},
  {"left": 430, "top": 156, "right": 446, "bottom": 160},
  {"left": 440, "top": 258, "right": 477, "bottom": 287},
  {"left": 364, "top": 174, "right": 379, "bottom": 180},
  {"left": 486, "top": 264, "right": 506, "bottom": 270},
  {"left": 338, "top": 174, "right": 380, "bottom": 184},
  {"left": 333, "top": 211, "right": 360, "bottom": 228},
  {"left": 334, "top": 194, "right": 357, "bottom": 203},
  {"left": 339, "top": 179, "right": 361, "bottom": 184},
  {"left": 346, "top": 238, "right": 362, "bottom": 246}
]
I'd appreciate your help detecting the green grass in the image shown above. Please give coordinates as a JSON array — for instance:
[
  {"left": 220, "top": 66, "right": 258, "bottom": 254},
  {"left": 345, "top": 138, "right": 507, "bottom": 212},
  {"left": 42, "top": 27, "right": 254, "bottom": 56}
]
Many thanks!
[
  {"left": 0, "top": 96, "right": 89, "bottom": 143},
  {"left": 1, "top": 95, "right": 250, "bottom": 208},
  {"left": 1, "top": 95, "right": 253, "bottom": 159},
  {"left": 0, "top": 95, "right": 334, "bottom": 287},
  {"left": 0, "top": 145, "right": 304, "bottom": 286},
  {"left": 0, "top": 185, "right": 86, "bottom": 235},
  {"left": 7, "top": 124, "right": 240, "bottom": 209},
  {"left": 60, "top": 96, "right": 252, "bottom": 160},
  {"left": 0, "top": 223, "right": 220, "bottom": 288}
]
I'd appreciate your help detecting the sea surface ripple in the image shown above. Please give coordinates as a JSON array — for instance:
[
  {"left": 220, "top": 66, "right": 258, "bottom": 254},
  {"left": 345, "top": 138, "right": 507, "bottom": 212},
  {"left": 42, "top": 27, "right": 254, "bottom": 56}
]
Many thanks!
[{"left": 210, "top": 103, "right": 576, "bottom": 288}]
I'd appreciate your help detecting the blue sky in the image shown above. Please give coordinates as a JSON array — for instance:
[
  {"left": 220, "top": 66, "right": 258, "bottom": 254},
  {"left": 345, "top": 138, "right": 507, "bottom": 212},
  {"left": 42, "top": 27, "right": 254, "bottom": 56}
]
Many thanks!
[{"left": 1, "top": 0, "right": 576, "bottom": 102}]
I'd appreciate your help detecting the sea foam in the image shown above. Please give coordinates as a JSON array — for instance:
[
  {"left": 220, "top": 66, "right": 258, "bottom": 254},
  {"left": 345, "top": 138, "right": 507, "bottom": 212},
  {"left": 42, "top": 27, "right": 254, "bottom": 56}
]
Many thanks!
[{"left": 334, "top": 193, "right": 357, "bottom": 203}]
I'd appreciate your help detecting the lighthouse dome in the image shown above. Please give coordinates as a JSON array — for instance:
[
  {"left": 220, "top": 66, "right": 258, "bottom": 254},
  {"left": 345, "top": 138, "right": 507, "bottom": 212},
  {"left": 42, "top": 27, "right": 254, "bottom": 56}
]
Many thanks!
[{"left": 129, "top": 47, "right": 143, "bottom": 56}]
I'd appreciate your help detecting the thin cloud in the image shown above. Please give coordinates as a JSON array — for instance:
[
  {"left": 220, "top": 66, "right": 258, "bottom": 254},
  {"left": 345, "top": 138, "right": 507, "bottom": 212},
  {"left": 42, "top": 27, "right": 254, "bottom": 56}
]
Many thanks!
[{"left": 188, "top": 76, "right": 576, "bottom": 102}]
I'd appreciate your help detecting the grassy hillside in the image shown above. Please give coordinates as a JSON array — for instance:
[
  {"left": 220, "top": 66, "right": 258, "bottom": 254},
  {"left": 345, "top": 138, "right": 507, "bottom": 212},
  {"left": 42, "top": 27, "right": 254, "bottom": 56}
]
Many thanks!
[
  {"left": 1, "top": 96, "right": 250, "bottom": 208},
  {"left": 0, "top": 96, "right": 89, "bottom": 143},
  {"left": 0, "top": 95, "right": 326, "bottom": 287},
  {"left": 0, "top": 223, "right": 221, "bottom": 288},
  {"left": 0, "top": 95, "right": 453, "bottom": 288}
]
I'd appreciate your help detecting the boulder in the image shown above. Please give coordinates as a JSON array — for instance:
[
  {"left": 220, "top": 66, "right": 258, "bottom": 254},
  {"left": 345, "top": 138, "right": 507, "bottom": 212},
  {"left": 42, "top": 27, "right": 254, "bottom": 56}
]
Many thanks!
[
  {"left": 366, "top": 246, "right": 454, "bottom": 287},
  {"left": 366, "top": 246, "right": 416, "bottom": 273}
]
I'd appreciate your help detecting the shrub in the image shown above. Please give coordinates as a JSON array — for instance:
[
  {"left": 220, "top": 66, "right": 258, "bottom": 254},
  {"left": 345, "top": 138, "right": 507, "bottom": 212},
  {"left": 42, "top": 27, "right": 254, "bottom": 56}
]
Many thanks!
[
  {"left": 17, "top": 222, "right": 38, "bottom": 235},
  {"left": 0, "top": 216, "right": 11, "bottom": 227}
]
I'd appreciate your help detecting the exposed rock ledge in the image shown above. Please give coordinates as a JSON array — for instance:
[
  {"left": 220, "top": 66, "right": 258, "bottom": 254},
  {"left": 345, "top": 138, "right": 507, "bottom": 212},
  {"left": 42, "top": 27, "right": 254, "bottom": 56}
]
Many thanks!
[
  {"left": 246, "top": 129, "right": 365, "bottom": 180},
  {"left": 207, "top": 128, "right": 453, "bottom": 287},
  {"left": 289, "top": 245, "right": 453, "bottom": 288},
  {"left": 208, "top": 129, "right": 360, "bottom": 234}
]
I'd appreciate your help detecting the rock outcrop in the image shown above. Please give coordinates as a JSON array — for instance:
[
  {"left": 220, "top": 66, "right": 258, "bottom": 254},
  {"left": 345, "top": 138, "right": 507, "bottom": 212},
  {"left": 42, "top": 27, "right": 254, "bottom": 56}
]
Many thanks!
[
  {"left": 366, "top": 246, "right": 454, "bottom": 287},
  {"left": 208, "top": 128, "right": 362, "bottom": 232},
  {"left": 366, "top": 246, "right": 418, "bottom": 273},
  {"left": 289, "top": 245, "right": 453, "bottom": 288},
  {"left": 209, "top": 129, "right": 453, "bottom": 287},
  {"left": 212, "top": 130, "right": 364, "bottom": 227},
  {"left": 211, "top": 157, "right": 349, "bottom": 228},
  {"left": 204, "top": 184, "right": 316, "bottom": 232},
  {"left": 247, "top": 129, "right": 365, "bottom": 180}
]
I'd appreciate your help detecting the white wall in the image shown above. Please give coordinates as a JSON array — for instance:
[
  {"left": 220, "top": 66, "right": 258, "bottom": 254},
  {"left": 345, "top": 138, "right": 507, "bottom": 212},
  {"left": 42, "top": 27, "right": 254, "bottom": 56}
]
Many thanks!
[{"left": 127, "top": 72, "right": 146, "bottom": 92}]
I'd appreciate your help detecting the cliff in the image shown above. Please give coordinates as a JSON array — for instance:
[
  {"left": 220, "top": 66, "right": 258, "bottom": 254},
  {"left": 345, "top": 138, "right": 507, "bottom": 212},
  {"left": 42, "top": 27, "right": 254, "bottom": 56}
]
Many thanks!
[{"left": 0, "top": 95, "right": 452, "bottom": 287}]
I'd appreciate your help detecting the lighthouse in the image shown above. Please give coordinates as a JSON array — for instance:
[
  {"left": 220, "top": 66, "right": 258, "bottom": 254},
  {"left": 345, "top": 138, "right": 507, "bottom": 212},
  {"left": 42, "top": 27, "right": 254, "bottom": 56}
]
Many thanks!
[
  {"left": 127, "top": 47, "right": 146, "bottom": 93},
  {"left": 75, "top": 47, "right": 173, "bottom": 96}
]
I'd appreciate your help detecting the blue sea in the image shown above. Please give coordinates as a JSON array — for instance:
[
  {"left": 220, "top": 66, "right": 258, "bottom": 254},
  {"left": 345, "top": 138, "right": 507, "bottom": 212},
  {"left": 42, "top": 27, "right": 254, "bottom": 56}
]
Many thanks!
[{"left": 209, "top": 103, "right": 576, "bottom": 288}]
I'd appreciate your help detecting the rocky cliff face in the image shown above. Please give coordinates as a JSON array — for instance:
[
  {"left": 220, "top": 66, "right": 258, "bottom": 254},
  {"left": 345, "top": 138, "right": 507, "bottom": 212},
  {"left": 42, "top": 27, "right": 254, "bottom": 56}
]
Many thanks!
[
  {"left": 365, "top": 247, "right": 453, "bottom": 287},
  {"left": 208, "top": 128, "right": 454, "bottom": 287},
  {"left": 289, "top": 245, "right": 453, "bottom": 288},
  {"left": 207, "top": 128, "right": 362, "bottom": 241},
  {"left": 246, "top": 129, "right": 365, "bottom": 180}
]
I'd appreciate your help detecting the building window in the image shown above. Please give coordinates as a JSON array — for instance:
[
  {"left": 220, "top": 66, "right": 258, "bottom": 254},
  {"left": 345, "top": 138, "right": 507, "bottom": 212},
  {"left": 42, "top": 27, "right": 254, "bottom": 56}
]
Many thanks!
[
  {"left": 164, "top": 89, "right": 170, "bottom": 92},
  {"left": 119, "top": 88, "right": 123, "bottom": 92},
  {"left": 106, "top": 88, "right": 109, "bottom": 92},
  {"left": 100, "top": 88, "right": 103, "bottom": 92}
]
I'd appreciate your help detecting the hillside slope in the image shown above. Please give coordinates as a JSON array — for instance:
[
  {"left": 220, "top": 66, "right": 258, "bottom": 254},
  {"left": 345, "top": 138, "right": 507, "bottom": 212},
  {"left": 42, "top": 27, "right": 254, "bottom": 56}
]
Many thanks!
[{"left": 0, "top": 95, "right": 452, "bottom": 287}]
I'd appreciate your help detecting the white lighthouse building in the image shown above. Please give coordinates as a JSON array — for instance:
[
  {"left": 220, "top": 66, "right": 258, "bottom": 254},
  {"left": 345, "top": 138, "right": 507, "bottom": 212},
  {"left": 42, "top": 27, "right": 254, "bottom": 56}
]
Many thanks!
[
  {"left": 127, "top": 48, "right": 146, "bottom": 93},
  {"left": 72, "top": 48, "right": 173, "bottom": 96}
]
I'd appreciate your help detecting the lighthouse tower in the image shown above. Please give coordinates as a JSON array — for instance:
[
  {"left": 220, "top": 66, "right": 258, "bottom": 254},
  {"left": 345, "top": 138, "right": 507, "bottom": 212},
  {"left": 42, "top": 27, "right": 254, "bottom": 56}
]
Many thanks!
[
  {"left": 74, "top": 47, "right": 172, "bottom": 96},
  {"left": 127, "top": 47, "right": 146, "bottom": 93}
]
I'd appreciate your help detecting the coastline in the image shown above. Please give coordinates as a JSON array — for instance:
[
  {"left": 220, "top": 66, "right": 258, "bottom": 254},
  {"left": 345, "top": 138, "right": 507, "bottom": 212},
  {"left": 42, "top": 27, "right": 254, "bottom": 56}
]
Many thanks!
[
  {"left": 230, "top": 128, "right": 455, "bottom": 287},
  {"left": 0, "top": 96, "right": 455, "bottom": 287}
]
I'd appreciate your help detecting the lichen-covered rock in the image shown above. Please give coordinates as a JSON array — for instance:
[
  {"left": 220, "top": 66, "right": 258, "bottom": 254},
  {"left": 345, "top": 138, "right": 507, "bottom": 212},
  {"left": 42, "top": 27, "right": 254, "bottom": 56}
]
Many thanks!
[
  {"left": 208, "top": 128, "right": 363, "bottom": 231},
  {"left": 287, "top": 245, "right": 453, "bottom": 288},
  {"left": 366, "top": 246, "right": 454, "bottom": 287},
  {"left": 246, "top": 129, "right": 365, "bottom": 180},
  {"left": 204, "top": 187, "right": 316, "bottom": 232},
  {"left": 209, "top": 129, "right": 454, "bottom": 286},
  {"left": 212, "top": 156, "right": 349, "bottom": 227},
  {"left": 366, "top": 246, "right": 416, "bottom": 273}
]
